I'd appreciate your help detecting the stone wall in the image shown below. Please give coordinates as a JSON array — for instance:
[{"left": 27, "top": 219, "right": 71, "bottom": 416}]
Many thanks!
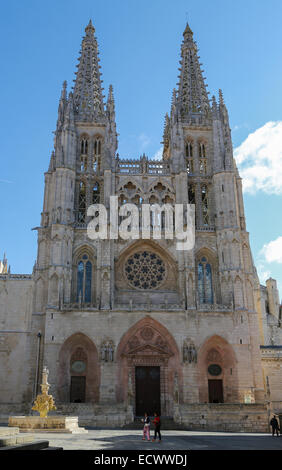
[
  {"left": 0, "top": 276, "right": 33, "bottom": 403},
  {"left": 175, "top": 403, "right": 269, "bottom": 432}
]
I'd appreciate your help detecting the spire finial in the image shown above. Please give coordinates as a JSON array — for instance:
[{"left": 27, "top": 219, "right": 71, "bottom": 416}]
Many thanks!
[
  {"left": 183, "top": 22, "right": 193, "bottom": 38},
  {"left": 85, "top": 19, "right": 95, "bottom": 34}
]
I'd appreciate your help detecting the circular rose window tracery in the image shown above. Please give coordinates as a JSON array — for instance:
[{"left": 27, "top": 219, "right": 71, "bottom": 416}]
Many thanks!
[{"left": 124, "top": 251, "right": 166, "bottom": 290}]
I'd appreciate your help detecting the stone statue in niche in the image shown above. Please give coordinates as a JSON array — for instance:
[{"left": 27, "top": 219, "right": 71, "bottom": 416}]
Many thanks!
[
  {"left": 183, "top": 340, "right": 197, "bottom": 364},
  {"left": 174, "top": 372, "right": 179, "bottom": 404},
  {"left": 100, "top": 340, "right": 115, "bottom": 362}
]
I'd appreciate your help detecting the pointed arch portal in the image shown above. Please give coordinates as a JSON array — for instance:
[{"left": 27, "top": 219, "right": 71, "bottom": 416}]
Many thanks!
[{"left": 116, "top": 317, "right": 181, "bottom": 416}]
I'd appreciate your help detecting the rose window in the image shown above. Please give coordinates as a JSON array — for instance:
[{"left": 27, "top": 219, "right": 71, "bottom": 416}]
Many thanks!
[{"left": 124, "top": 251, "right": 166, "bottom": 290}]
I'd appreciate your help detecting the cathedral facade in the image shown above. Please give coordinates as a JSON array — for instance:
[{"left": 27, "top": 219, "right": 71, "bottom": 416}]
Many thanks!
[{"left": 0, "top": 21, "right": 282, "bottom": 431}]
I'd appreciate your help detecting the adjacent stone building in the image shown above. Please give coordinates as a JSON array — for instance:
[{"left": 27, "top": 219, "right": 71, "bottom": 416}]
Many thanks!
[{"left": 0, "top": 21, "right": 282, "bottom": 431}]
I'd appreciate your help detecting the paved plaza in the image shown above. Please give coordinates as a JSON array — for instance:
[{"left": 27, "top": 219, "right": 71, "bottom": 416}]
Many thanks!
[{"left": 2, "top": 427, "right": 281, "bottom": 451}]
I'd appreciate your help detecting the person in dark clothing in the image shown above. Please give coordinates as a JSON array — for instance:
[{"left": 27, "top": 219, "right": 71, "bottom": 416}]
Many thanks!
[
  {"left": 152, "top": 412, "right": 161, "bottom": 442},
  {"left": 270, "top": 415, "right": 280, "bottom": 436}
]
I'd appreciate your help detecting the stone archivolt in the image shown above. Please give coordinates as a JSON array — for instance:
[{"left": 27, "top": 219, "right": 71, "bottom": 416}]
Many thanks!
[{"left": 123, "top": 325, "right": 172, "bottom": 360}]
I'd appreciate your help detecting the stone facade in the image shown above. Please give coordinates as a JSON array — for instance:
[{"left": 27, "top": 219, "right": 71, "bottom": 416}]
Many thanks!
[{"left": 0, "top": 20, "right": 282, "bottom": 431}]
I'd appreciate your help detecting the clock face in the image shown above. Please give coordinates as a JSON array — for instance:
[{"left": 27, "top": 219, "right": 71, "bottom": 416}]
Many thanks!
[
  {"left": 71, "top": 360, "right": 86, "bottom": 373},
  {"left": 208, "top": 364, "right": 222, "bottom": 376}
]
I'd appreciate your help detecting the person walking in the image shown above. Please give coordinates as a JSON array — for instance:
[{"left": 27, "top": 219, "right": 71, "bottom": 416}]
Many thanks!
[
  {"left": 152, "top": 412, "right": 161, "bottom": 442},
  {"left": 141, "top": 412, "right": 151, "bottom": 441},
  {"left": 270, "top": 415, "right": 280, "bottom": 436}
]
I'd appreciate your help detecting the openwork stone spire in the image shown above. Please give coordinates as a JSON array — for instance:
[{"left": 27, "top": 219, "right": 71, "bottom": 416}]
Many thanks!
[
  {"left": 73, "top": 20, "right": 105, "bottom": 122},
  {"left": 177, "top": 22, "right": 210, "bottom": 119}
]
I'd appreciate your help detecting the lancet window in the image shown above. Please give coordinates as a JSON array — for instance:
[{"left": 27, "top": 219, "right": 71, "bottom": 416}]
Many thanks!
[
  {"left": 93, "top": 137, "right": 102, "bottom": 172},
  {"left": 199, "top": 142, "right": 207, "bottom": 175},
  {"left": 198, "top": 257, "right": 213, "bottom": 304},
  {"left": 80, "top": 137, "right": 88, "bottom": 172},
  {"left": 185, "top": 141, "right": 194, "bottom": 174},
  {"left": 76, "top": 254, "right": 92, "bottom": 303}
]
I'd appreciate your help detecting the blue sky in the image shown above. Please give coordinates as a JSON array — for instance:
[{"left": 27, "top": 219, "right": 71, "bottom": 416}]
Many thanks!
[{"left": 0, "top": 0, "right": 282, "bottom": 296}]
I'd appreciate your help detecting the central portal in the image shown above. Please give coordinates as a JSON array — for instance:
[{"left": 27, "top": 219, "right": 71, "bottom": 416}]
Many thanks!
[{"left": 135, "top": 366, "right": 161, "bottom": 416}]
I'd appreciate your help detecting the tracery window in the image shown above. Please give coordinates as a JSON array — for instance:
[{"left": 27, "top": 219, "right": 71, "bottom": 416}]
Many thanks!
[
  {"left": 185, "top": 141, "right": 194, "bottom": 174},
  {"left": 199, "top": 142, "right": 207, "bottom": 175},
  {"left": 76, "top": 254, "right": 92, "bottom": 303},
  {"left": 78, "top": 182, "right": 86, "bottom": 222},
  {"left": 198, "top": 257, "right": 213, "bottom": 304},
  {"left": 124, "top": 251, "right": 166, "bottom": 290},
  {"left": 199, "top": 142, "right": 206, "bottom": 158},
  {"left": 81, "top": 138, "right": 88, "bottom": 155},
  {"left": 80, "top": 137, "right": 88, "bottom": 172},
  {"left": 92, "top": 182, "right": 100, "bottom": 204},
  {"left": 188, "top": 185, "right": 195, "bottom": 204},
  {"left": 185, "top": 141, "right": 193, "bottom": 158}
]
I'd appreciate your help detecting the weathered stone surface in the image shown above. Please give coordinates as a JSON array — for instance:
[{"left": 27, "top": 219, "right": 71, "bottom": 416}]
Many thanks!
[
  {"left": 8, "top": 416, "right": 88, "bottom": 433},
  {"left": 0, "top": 20, "right": 281, "bottom": 432}
]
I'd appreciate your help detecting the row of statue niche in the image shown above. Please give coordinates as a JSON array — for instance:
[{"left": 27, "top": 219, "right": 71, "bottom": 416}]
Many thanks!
[
  {"left": 41, "top": 208, "right": 73, "bottom": 226},
  {"left": 183, "top": 341, "right": 197, "bottom": 364},
  {"left": 100, "top": 341, "right": 115, "bottom": 362}
]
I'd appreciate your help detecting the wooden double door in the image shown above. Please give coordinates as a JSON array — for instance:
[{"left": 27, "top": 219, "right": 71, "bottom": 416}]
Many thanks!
[
  {"left": 208, "top": 379, "right": 224, "bottom": 403},
  {"left": 70, "top": 376, "right": 86, "bottom": 403},
  {"left": 135, "top": 366, "right": 161, "bottom": 416}
]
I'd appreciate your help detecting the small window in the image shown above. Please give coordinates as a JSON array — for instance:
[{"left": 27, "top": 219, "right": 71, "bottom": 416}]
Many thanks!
[
  {"left": 93, "top": 137, "right": 102, "bottom": 172},
  {"left": 185, "top": 141, "right": 193, "bottom": 158},
  {"left": 80, "top": 138, "right": 88, "bottom": 155},
  {"left": 92, "top": 182, "right": 100, "bottom": 204},
  {"left": 199, "top": 142, "right": 206, "bottom": 158}
]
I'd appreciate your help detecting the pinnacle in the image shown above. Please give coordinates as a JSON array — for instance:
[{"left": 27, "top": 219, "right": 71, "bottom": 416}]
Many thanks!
[
  {"left": 219, "top": 89, "right": 225, "bottom": 105},
  {"left": 183, "top": 22, "right": 193, "bottom": 37},
  {"left": 108, "top": 84, "right": 114, "bottom": 100},
  {"left": 85, "top": 19, "right": 95, "bottom": 34}
]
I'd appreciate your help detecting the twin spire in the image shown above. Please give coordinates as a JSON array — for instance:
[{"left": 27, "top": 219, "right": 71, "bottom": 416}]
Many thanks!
[
  {"left": 55, "top": 20, "right": 116, "bottom": 127},
  {"left": 73, "top": 20, "right": 106, "bottom": 122},
  {"left": 69, "top": 19, "right": 210, "bottom": 125},
  {"left": 176, "top": 22, "right": 210, "bottom": 119}
]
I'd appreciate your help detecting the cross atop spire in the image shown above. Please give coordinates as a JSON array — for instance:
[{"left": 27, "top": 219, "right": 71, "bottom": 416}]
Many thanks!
[{"left": 73, "top": 20, "right": 105, "bottom": 122}]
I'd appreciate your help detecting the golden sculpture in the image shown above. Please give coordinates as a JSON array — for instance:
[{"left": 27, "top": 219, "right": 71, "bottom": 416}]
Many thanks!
[{"left": 32, "top": 366, "right": 56, "bottom": 418}]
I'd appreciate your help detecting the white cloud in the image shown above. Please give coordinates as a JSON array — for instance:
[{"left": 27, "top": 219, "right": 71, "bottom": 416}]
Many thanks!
[
  {"left": 260, "top": 236, "right": 282, "bottom": 264},
  {"left": 152, "top": 147, "right": 163, "bottom": 161},
  {"left": 256, "top": 263, "right": 271, "bottom": 284},
  {"left": 0, "top": 179, "right": 13, "bottom": 184},
  {"left": 234, "top": 121, "right": 282, "bottom": 194}
]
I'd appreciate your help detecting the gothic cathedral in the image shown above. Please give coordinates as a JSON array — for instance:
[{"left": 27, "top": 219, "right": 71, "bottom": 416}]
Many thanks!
[{"left": 0, "top": 21, "right": 282, "bottom": 431}]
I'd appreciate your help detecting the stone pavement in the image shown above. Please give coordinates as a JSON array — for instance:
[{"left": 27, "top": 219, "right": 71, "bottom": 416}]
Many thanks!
[{"left": 1, "top": 427, "right": 281, "bottom": 450}]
